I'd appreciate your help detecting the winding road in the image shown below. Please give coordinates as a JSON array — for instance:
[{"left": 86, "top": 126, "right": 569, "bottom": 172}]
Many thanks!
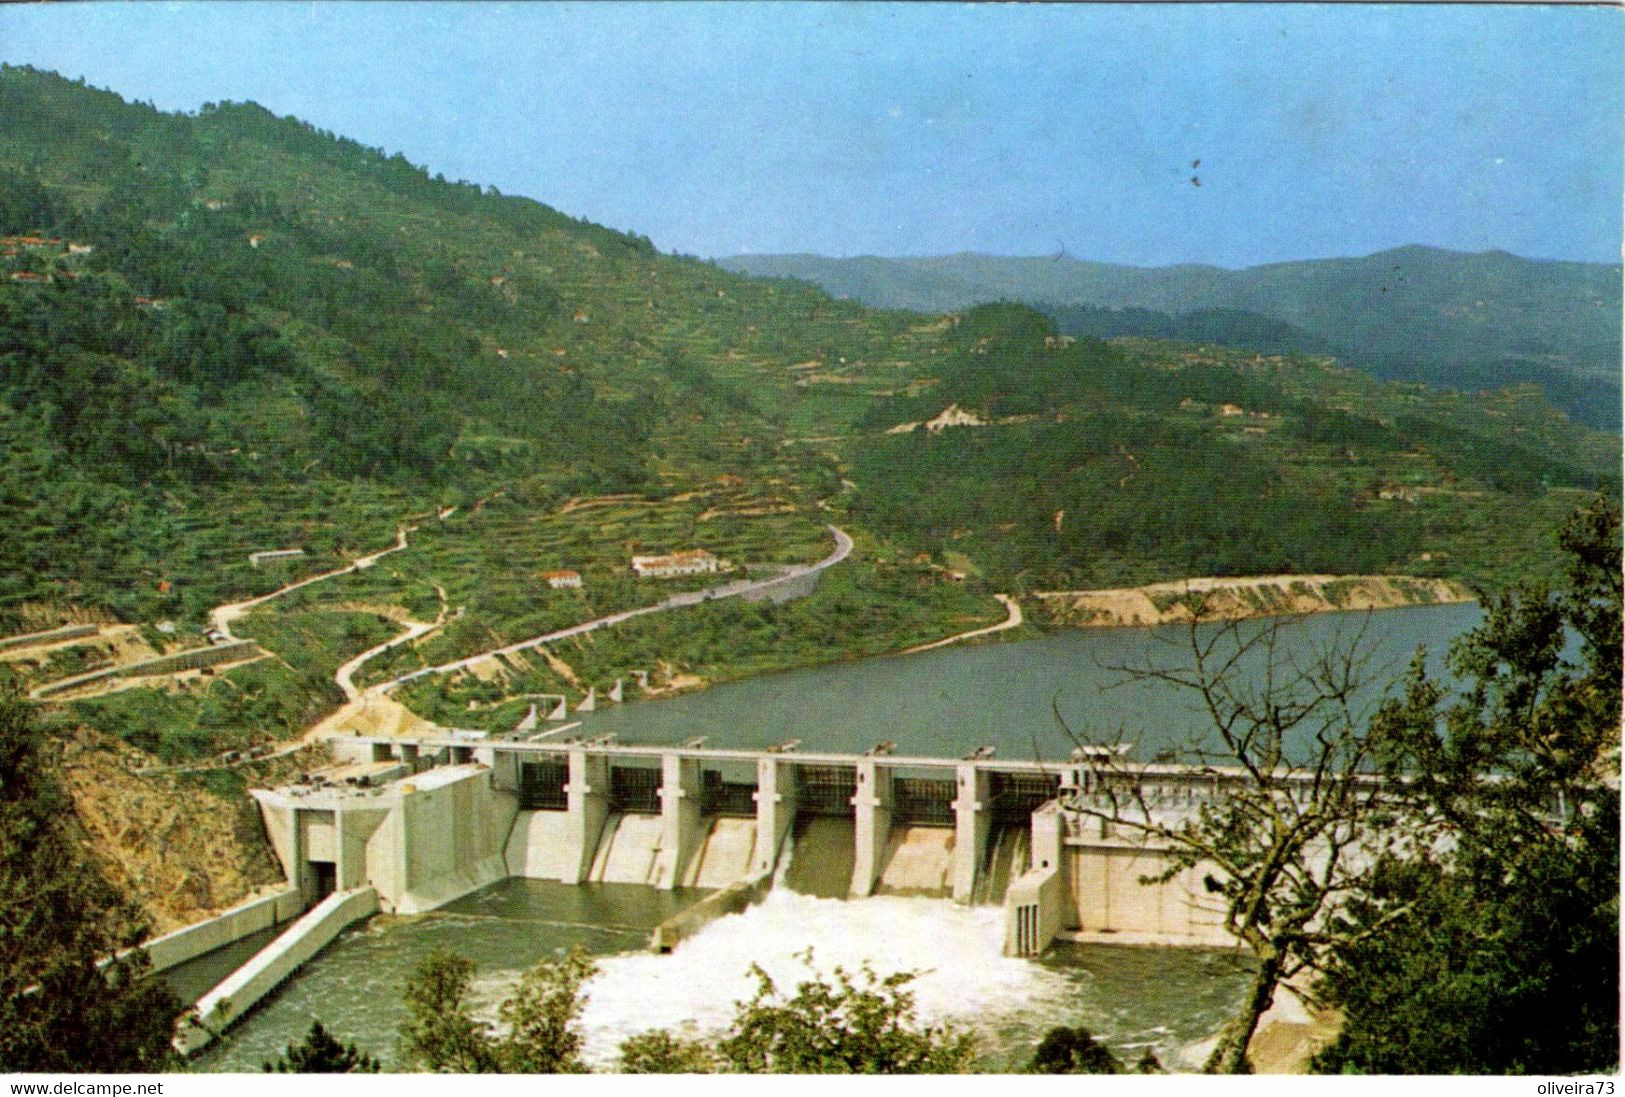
[
  {"left": 210, "top": 523, "right": 420, "bottom": 642},
  {"left": 333, "top": 584, "right": 448, "bottom": 702},
  {"left": 376, "top": 524, "right": 853, "bottom": 694},
  {"left": 900, "top": 593, "right": 1024, "bottom": 655}
]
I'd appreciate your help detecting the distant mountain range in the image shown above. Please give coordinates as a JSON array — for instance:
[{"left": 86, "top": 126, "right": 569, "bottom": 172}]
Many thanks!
[
  {"left": 718, "top": 248, "right": 1623, "bottom": 430},
  {"left": 0, "top": 64, "right": 1615, "bottom": 623}
]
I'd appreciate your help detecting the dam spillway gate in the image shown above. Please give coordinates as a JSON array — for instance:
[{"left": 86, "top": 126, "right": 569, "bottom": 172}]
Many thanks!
[
  {"left": 988, "top": 772, "right": 1061, "bottom": 823},
  {"left": 518, "top": 760, "right": 569, "bottom": 809},
  {"left": 609, "top": 764, "right": 663, "bottom": 814},
  {"left": 892, "top": 776, "right": 956, "bottom": 826},
  {"left": 263, "top": 735, "right": 1305, "bottom": 958},
  {"left": 702, "top": 769, "right": 758, "bottom": 817},
  {"left": 797, "top": 765, "right": 858, "bottom": 816}
]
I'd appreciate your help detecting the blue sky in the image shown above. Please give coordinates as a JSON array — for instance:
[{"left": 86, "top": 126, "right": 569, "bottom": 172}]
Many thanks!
[{"left": 0, "top": 2, "right": 1619, "bottom": 267}]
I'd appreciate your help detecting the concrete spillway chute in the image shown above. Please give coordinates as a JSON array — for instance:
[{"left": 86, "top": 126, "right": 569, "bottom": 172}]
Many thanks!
[{"left": 308, "top": 735, "right": 1254, "bottom": 961}]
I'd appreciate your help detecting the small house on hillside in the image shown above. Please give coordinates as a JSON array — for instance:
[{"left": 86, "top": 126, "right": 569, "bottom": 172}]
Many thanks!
[
  {"left": 631, "top": 549, "right": 719, "bottom": 579},
  {"left": 543, "top": 570, "right": 583, "bottom": 589}
]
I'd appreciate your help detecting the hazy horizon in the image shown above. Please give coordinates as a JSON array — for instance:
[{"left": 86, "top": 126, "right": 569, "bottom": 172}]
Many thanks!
[
  {"left": 713, "top": 242, "right": 1623, "bottom": 270},
  {"left": 0, "top": 3, "right": 1619, "bottom": 267}
]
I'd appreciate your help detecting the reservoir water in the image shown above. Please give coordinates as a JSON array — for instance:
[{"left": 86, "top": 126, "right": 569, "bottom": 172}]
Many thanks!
[
  {"left": 192, "top": 603, "right": 1482, "bottom": 1072},
  {"left": 567, "top": 602, "right": 1485, "bottom": 759}
]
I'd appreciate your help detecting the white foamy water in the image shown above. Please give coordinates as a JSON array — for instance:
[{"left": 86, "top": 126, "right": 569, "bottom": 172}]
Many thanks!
[{"left": 472, "top": 889, "right": 1074, "bottom": 1068}]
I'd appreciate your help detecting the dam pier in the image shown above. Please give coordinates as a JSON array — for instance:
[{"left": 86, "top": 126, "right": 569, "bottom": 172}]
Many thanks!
[
  {"left": 151, "top": 601, "right": 1484, "bottom": 1060},
  {"left": 227, "top": 733, "right": 1252, "bottom": 1004},
  {"left": 163, "top": 723, "right": 1385, "bottom": 1054}
]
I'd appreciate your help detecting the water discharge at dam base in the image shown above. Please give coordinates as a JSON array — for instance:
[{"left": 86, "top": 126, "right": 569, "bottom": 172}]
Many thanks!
[
  {"left": 182, "top": 606, "right": 1485, "bottom": 1070},
  {"left": 191, "top": 878, "right": 1252, "bottom": 1072}
]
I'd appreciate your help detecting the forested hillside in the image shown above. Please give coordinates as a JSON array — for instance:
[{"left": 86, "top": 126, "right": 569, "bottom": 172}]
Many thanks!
[
  {"left": 0, "top": 65, "right": 1613, "bottom": 626},
  {"left": 0, "top": 65, "right": 1618, "bottom": 929},
  {"left": 0, "top": 65, "right": 931, "bottom": 624},
  {"left": 720, "top": 248, "right": 1624, "bottom": 429},
  {"left": 844, "top": 303, "right": 1614, "bottom": 589}
]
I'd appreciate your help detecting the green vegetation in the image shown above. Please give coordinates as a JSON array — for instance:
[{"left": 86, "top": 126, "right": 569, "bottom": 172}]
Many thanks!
[
  {"left": 0, "top": 689, "right": 183, "bottom": 1071},
  {"left": 396, "top": 553, "right": 1000, "bottom": 729},
  {"left": 397, "top": 948, "right": 595, "bottom": 1073},
  {"left": 618, "top": 1029, "right": 723, "bottom": 1074},
  {"left": 67, "top": 657, "right": 330, "bottom": 761},
  {"left": 1027, "top": 1025, "right": 1147, "bottom": 1073},
  {"left": 262, "top": 1021, "right": 380, "bottom": 1073},
  {"left": 1312, "top": 495, "right": 1620, "bottom": 1074},
  {"left": 0, "top": 65, "right": 1616, "bottom": 769},
  {"left": 721, "top": 246, "right": 1624, "bottom": 429},
  {"left": 850, "top": 304, "right": 1614, "bottom": 592},
  {"left": 398, "top": 945, "right": 973, "bottom": 1074},
  {"left": 710, "top": 955, "right": 976, "bottom": 1073}
]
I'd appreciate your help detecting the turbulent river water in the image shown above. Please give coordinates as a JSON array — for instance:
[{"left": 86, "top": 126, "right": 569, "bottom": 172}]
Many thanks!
[
  {"left": 185, "top": 880, "right": 1252, "bottom": 1072},
  {"left": 182, "top": 603, "right": 1482, "bottom": 1072}
]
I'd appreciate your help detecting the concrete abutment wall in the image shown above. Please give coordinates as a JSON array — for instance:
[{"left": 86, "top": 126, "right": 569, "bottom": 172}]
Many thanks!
[
  {"left": 134, "top": 887, "right": 305, "bottom": 976},
  {"left": 278, "top": 739, "right": 1272, "bottom": 960},
  {"left": 176, "top": 887, "right": 380, "bottom": 1055}
]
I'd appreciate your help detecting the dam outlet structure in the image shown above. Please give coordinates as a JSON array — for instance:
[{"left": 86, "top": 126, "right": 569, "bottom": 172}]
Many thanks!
[
  {"left": 168, "top": 729, "right": 1365, "bottom": 1053},
  {"left": 252, "top": 734, "right": 1254, "bottom": 953}
]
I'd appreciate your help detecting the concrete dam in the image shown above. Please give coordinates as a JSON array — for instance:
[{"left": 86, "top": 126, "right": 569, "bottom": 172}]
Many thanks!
[
  {"left": 262, "top": 733, "right": 1244, "bottom": 941},
  {"left": 166, "top": 731, "right": 1290, "bottom": 1052}
]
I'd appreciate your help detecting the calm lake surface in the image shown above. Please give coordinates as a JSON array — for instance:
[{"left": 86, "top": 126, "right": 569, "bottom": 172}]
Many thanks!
[
  {"left": 191, "top": 603, "right": 1482, "bottom": 1072},
  {"left": 568, "top": 602, "right": 1485, "bottom": 759}
]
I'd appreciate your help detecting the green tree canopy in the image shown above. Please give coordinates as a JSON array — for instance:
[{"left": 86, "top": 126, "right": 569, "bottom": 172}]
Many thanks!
[
  {"left": 1314, "top": 493, "right": 1621, "bottom": 1074},
  {"left": 263, "top": 1020, "right": 380, "bottom": 1073},
  {"left": 617, "top": 1029, "right": 722, "bottom": 1074},
  {"left": 1028, "top": 1025, "right": 1123, "bottom": 1074},
  {"left": 714, "top": 952, "right": 976, "bottom": 1074},
  {"left": 397, "top": 947, "right": 598, "bottom": 1073}
]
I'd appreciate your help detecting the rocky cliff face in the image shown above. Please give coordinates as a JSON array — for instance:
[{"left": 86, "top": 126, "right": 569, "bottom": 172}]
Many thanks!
[
  {"left": 1036, "top": 574, "right": 1474, "bottom": 629},
  {"left": 58, "top": 727, "right": 316, "bottom": 934}
]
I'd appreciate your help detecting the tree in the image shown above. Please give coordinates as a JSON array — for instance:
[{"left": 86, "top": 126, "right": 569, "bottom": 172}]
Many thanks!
[
  {"left": 263, "top": 1020, "right": 380, "bottom": 1073},
  {"left": 713, "top": 951, "right": 976, "bottom": 1073},
  {"left": 494, "top": 947, "right": 596, "bottom": 1073},
  {"left": 617, "top": 1029, "right": 721, "bottom": 1074},
  {"left": 1312, "top": 494, "right": 1620, "bottom": 1073},
  {"left": 1061, "top": 607, "right": 1413, "bottom": 1073},
  {"left": 0, "top": 689, "right": 184, "bottom": 1071},
  {"left": 397, "top": 947, "right": 598, "bottom": 1073},
  {"left": 396, "top": 951, "right": 499, "bottom": 1072},
  {"left": 1028, "top": 1025, "right": 1122, "bottom": 1074}
]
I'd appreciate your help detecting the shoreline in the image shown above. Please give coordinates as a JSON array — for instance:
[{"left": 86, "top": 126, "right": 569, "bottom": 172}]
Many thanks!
[
  {"left": 1035, "top": 573, "right": 1476, "bottom": 630},
  {"left": 518, "top": 577, "right": 1479, "bottom": 714}
]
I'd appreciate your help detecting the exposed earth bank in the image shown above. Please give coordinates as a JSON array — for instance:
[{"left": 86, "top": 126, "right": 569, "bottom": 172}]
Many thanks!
[
  {"left": 1035, "top": 574, "right": 1475, "bottom": 629},
  {"left": 58, "top": 727, "right": 321, "bottom": 933}
]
